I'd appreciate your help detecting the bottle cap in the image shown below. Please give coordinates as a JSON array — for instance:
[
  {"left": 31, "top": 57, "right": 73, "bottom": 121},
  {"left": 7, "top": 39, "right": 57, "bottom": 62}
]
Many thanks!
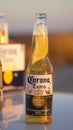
[{"left": 35, "top": 13, "right": 47, "bottom": 19}]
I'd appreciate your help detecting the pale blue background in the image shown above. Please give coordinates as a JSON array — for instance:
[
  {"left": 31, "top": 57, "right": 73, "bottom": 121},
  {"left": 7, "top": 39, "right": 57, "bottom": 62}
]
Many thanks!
[{"left": 0, "top": 0, "right": 73, "bottom": 34}]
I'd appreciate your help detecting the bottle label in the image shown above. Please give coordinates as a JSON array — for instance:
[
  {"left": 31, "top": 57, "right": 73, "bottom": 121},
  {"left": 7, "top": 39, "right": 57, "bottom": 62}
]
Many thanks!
[
  {"left": 0, "top": 44, "right": 25, "bottom": 71},
  {"left": 26, "top": 74, "right": 53, "bottom": 95},
  {"left": 26, "top": 74, "right": 53, "bottom": 116},
  {"left": 0, "top": 44, "right": 25, "bottom": 88}
]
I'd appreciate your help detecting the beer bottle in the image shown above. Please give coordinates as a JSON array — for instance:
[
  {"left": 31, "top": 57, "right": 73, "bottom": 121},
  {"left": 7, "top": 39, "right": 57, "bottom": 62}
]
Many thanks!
[
  {"left": 0, "top": 13, "right": 8, "bottom": 44},
  {"left": 25, "top": 13, "right": 54, "bottom": 123}
]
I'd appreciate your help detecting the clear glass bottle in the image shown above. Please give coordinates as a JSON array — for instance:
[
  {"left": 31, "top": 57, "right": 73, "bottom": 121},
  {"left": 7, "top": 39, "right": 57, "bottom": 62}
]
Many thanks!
[
  {"left": 25, "top": 13, "right": 54, "bottom": 123},
  {"left": 0, "top": 13, "right": 8, "bottom": 44}
]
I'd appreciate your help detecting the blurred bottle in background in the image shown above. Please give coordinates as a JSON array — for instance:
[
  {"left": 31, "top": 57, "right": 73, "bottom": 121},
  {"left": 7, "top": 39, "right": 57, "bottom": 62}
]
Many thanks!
[
  {"left": 0, "top": 13, "right": 8, "bottom": 44},
  {"left": 0, "top": 13, "right": 25, "bottom": 91}
]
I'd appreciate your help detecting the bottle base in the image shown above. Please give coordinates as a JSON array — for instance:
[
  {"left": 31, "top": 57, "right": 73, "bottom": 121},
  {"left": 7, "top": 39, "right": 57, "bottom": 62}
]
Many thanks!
[{"left": 25, "top": 115, "right": 52, "bottom": 124}]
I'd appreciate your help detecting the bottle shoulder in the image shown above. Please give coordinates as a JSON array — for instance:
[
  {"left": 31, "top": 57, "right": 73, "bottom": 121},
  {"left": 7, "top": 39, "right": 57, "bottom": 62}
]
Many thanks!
[{"left": 26, "top": 57, "right": 53, "bottom": 75}]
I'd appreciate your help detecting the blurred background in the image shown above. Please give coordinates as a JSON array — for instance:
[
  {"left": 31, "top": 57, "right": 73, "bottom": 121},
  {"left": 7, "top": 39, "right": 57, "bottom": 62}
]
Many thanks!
[{"left": 0, "top": 0, "right": 73, "bottom": 93}]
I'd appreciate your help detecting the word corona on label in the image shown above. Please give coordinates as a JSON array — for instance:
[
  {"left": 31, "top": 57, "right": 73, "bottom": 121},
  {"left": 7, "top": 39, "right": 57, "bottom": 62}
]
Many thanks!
[{"left": 28, "top": 75, "right": 51, "bottom": 84}]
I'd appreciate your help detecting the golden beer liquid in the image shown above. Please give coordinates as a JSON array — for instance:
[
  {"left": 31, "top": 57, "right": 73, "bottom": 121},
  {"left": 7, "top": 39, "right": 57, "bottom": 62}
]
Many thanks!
[
  {"left": 26, "top": 35, "right": 54, "bottom": 123},
  {"left": 0, "top": 31, "right": 5, "bottom": 44}
]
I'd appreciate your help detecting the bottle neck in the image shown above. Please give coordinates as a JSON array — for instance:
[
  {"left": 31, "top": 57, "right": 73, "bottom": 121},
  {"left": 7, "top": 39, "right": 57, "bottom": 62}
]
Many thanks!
[
  {"left": 33, "top": 13, "right": 48, "bottom": 36},
  {"left": 32, "top": 13, "right": 49, "bottom": 64},
  {"left": 0, "top": 13, "right": 5, "bottom": 23},
  {"left": 0, "top": 16, "right": 8, "bottom": 44}
]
